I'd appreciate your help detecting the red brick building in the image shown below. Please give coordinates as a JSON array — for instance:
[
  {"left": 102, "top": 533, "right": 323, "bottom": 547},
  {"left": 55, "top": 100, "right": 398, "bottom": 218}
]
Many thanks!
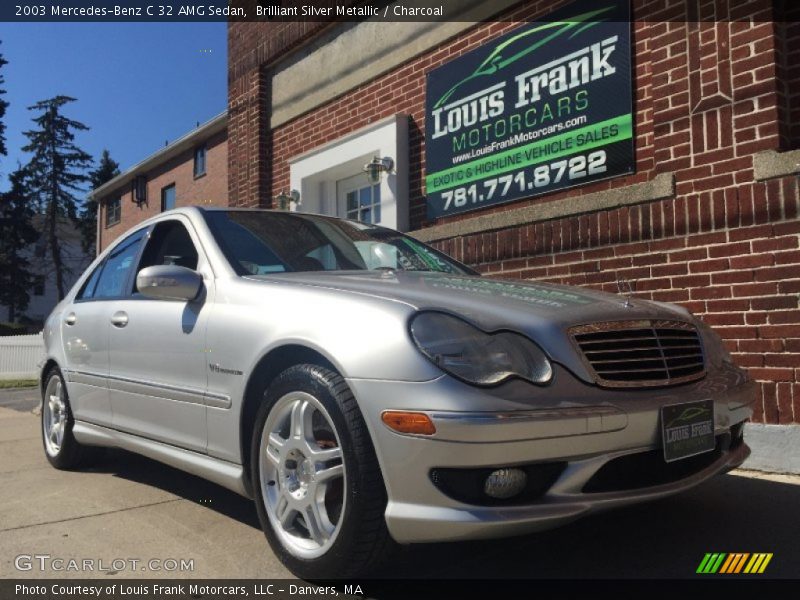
[
  {"left": 228, "top": 0, "right": 800, "bottom": 431},
  {"left": 93, "top": 112, "right": 228, "bottom": 251}
]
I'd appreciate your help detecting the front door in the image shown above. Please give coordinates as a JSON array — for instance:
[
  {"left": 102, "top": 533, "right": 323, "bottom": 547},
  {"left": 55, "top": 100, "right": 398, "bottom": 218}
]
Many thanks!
[{"left": 108, "top": 218, "right": 211, "bottom": 453}]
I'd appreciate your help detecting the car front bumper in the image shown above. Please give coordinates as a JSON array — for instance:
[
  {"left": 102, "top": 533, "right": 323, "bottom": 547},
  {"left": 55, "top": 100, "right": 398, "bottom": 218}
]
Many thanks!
[{"left": 346, "top": 362, "right": 755, "bottom": 544}]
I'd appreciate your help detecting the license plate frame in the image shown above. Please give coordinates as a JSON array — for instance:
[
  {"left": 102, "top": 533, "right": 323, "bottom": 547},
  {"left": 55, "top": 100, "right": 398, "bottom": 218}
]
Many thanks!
[{"left": 661, "top": 399, "right": 715, "bottom": 463}]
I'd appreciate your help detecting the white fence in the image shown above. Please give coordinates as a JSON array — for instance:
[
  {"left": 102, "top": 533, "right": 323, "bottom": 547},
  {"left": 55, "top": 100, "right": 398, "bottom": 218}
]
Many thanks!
[{"left": 0, "top": 333, "right": 44, "bottom": 380}]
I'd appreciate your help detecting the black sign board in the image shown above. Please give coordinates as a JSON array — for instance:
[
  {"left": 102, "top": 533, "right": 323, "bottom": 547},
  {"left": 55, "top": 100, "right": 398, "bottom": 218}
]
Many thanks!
[{"left": 425, "top": 0, "right": 634, "bottom": 219}]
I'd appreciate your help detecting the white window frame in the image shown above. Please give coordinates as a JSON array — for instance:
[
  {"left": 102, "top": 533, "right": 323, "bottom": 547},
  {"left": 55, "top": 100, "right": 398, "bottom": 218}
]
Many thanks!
[
  {"left": 338, "top": 175, "right": 382, "bottom": 224},
  {"left": 288, "top": 114, "right": 409, "bottom": 231}
]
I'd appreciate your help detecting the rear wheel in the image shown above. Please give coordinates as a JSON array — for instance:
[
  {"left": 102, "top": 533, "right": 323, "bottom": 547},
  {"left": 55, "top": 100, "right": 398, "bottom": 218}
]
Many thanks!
[
  {"left": 251, "top": 364, "right": 394, "bottom": 579},
  {"left": 41, "top": 367, "right": 90, "bottom": 469}
]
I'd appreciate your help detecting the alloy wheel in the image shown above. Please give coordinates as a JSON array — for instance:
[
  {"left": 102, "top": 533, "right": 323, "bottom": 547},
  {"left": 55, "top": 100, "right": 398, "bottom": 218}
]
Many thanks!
[
  {"left": 43, "top": 376, "right": 67, "bottom": 456},
  {"left": 259, "top": 391, "right": 346, "bottom": 559}
]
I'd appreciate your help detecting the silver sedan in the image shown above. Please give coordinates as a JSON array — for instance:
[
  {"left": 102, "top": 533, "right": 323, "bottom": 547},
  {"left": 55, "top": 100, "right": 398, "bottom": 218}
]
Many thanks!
[{"left": 40, "top": 207, "right": 754, "bottom": 578}]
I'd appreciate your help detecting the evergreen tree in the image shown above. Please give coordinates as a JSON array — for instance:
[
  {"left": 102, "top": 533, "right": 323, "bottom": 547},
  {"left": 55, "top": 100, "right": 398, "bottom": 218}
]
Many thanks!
[
  {"left": 0, "top": 168, "right": 37, "bottom": 321},
  {"left": 22, "top": 96, "right": 91, "bottom": 299},
  {"left": 0, "top": 42, "right": 8, "bottom": 158},
  {"left": 80, "top": 149, "right": 120, "bottom": 254}
]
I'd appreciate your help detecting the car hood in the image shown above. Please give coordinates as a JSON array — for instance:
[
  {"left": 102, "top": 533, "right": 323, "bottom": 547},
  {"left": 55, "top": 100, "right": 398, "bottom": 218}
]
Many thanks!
[{"left": 249, "top": 271, "right": 695, "bottom": 381}]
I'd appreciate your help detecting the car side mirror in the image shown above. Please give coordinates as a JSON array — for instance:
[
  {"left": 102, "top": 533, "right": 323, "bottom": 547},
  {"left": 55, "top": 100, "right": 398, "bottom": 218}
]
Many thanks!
[{"left": 136, "top": 265, "right": 203, "bottom": 301}]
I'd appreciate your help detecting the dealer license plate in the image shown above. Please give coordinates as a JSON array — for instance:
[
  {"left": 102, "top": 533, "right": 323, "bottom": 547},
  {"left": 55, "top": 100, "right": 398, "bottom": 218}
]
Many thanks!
[{"left": 661, "top": 399, "right": 715, "bottom": 463}]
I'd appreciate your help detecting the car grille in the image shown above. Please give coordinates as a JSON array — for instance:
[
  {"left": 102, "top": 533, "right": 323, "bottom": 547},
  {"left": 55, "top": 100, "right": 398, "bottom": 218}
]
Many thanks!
[{"left": 569, "top": 320, "right": 706, "bottom": 388}]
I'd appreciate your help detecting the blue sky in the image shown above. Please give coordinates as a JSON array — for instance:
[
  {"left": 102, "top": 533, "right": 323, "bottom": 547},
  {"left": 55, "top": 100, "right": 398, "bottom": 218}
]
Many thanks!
[{"left": 0, "top": 22, "right": 227, "bottom": 191}]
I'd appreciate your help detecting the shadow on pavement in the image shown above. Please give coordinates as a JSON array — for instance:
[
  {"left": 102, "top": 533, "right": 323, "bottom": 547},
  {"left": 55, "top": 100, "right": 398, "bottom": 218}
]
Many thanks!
[
  {"left": 91, "top": 448, "right": 798, "bottom": 579},
  {"left": 84, "top": 449, "right": 262, "bottom": 530}
]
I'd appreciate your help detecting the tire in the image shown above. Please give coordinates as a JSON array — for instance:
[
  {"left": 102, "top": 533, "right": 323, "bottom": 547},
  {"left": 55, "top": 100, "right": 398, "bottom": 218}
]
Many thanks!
[
  {"left": 41, "top": 366, "right": 91, "bottom": 470},
  {"left": 251, "top": 364, "right": 395, "bottom": 579}
]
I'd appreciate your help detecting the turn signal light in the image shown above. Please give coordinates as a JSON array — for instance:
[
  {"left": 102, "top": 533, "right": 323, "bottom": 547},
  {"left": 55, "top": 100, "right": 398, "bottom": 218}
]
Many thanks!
[{"left": 381, "top": 411, "right": 436, "bottom": 435}]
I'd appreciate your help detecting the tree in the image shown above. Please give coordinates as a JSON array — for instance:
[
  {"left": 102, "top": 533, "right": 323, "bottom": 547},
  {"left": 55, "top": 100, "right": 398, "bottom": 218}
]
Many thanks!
[
  {"left": 79, "top": 149, "right": 119, "bottom": 254},
  {"left": 0, "top": 42, "right": 8, "bottom": 159},
  {"left": 0, "top": 168, "right": 37, "bottom": 321},
  {"left": 22, "top": 96, "right": 91, "bottom": 299}
]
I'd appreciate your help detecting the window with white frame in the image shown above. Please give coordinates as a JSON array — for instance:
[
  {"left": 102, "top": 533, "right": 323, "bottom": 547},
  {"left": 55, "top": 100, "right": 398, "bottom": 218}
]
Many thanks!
[
  {"left": 339, "top": 174, "right": 381, "bottom": 224},
  {"left": 288, "top": 114, "right": 409, "bottom": 231}
]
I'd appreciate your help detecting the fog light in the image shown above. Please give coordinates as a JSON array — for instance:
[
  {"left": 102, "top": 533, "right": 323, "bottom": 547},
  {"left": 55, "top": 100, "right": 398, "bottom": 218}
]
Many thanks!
[{"left": 484, "top": 468, "right": 527, "bottom": 499}]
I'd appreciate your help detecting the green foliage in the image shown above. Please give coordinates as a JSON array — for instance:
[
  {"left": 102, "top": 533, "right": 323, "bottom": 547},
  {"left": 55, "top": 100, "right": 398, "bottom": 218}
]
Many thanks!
[
  {"left": 0, "top": 168, "right": 37, "bottom": 319},
  {"left": 0, "top": 379, "right": 38, "bottom": 389},
  {"left": 22, "top": 96, "right": 92, "bottom": 216},
  {"left": 0, "top": 321, "right": 29, "bottom": 336},
  {"left": 0, "top": 42, "right": 8, "bottom": 158},
  {"left": 21, "top": 96, "right": 92, "bottom": 299},
  {"left": 79, "top": 149, "right": 120, "bottom": 255}
]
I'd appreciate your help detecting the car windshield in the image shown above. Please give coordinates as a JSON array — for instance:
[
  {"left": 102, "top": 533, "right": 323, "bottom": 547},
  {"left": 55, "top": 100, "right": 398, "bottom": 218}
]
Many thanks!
[{"left": 204, "top": 210, "right": 476, "bottom": 276}]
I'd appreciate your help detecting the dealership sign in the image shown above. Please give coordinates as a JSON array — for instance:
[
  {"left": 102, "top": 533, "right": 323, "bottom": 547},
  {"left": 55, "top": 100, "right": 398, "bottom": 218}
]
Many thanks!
[{"left": 425, "top": 0, "right": 634, "bottom": 219}]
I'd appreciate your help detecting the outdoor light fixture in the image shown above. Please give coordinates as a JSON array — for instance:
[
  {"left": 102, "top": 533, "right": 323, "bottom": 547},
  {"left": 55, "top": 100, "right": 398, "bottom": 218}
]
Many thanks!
[
  {"left": 363, "top": 156, "right": 394, "bottom": 184},
  {"left": 273, "top": 189, "right": 300, "bottom": 210},
  {"left": 131, "top": 175, "right": 147, "bottom": 205}
]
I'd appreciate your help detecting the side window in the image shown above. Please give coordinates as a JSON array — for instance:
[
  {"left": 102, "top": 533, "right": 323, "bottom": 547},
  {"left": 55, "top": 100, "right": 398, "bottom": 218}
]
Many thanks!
[
  {"left": 134, "top": 221, "right": 200, "bottom": 293},
  {"left": 161, "top": 184, "right": 176, "bottom": 211},
  {"left": 93, "top": 229, "right": 147, "bottom": 299},
  {"left": 106, "top": 197, "right": 121, "bottom": 227},
  {"left": 77, "top": 262, "right": 104, "bottom": 300},
  {"left": 193, "top": 145, "right": 207, "bottom": 178}
]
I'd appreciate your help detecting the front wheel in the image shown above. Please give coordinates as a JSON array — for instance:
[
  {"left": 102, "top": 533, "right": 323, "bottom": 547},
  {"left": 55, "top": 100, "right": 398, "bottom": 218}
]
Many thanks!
[{"left": 251, "top": 364, "right": 395, "bottom": 579}]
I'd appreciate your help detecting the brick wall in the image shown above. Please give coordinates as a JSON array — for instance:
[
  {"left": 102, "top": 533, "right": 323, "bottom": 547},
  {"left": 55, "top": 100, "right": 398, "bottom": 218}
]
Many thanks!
[
  {"left": 98, "top": 129, "right": 228, "bottom": 250},
  {"left": 228, "top": 9, "right": 343, "bottom": 208},
  {"left": 229, "top": 0, "right": 800, "bottom": 424}
]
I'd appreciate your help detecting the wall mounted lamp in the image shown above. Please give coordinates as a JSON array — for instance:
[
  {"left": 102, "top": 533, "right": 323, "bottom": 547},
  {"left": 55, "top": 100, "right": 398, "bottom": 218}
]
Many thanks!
[
  {"left": 274, "top": 189, "right": 300, "bottom": 211},
  {"left": 363, "top": 156, "right": 394, "bottom": 184}
]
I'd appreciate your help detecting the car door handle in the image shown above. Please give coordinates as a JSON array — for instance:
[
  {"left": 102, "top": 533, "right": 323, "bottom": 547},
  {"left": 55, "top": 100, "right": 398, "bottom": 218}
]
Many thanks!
[
  {"left": 110, "top": 311, "right": 129, "bottom": 328},
  {"left": 64, "top": 313, "right": 77, "bottom": 326}
]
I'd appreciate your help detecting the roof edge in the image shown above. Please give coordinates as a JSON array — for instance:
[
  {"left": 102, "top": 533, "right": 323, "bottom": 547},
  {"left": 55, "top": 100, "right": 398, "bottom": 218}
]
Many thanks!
[{"left": 90, "top": 111, "right": 227, "bottom": 200}]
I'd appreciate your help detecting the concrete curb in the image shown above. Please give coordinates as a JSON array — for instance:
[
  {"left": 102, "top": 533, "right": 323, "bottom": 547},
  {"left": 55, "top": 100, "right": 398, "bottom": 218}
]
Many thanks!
[{"left": 743, "top": 423, "right": 800, "bottom": 475}]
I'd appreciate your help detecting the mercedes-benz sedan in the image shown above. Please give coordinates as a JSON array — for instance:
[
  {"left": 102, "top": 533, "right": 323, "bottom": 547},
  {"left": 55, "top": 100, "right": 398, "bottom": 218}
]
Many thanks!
[{"left": 41, "top": 207, "right": 754, "bottom": 578}]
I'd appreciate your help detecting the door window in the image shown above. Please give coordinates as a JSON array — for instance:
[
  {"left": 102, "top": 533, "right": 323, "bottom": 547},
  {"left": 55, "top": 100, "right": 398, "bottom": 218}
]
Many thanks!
[
  {"left": 77, "top": 262, "right": 105, "bottom": 300},
  {"left": 92, "top": 229, "right": 147, "bottom": 299},
  {"left": 337, "top": 174, "right": 381, "bottom": 225},
  {"left": 134, "top": 220, "right": 200, "bottom": 293},
  {"left": 138, "top": 221, "right": 199, "bottom": 269}
]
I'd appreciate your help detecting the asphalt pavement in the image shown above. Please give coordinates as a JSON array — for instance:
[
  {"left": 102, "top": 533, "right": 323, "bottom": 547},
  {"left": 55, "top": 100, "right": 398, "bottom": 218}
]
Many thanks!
[{"left": 1, "top": 387, "right": 797, "bottom": 580}]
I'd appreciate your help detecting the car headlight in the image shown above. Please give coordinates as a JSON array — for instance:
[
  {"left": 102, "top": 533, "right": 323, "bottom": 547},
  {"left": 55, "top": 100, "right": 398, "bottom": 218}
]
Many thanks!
[
  {"left": 695, "top": 319, "right": 734, "bottom": 366},
  {"left": 409, "top": 312, "right": 552, "bottom": 386}
]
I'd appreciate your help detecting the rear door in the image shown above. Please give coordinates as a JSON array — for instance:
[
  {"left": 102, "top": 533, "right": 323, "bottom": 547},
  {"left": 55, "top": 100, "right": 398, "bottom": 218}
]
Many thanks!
[
  {"left": 61, "top": 228, "right": 148, "bottom": 426},
  {"left": 108, "top": 217, "right": 213, "bottom": 453}
]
